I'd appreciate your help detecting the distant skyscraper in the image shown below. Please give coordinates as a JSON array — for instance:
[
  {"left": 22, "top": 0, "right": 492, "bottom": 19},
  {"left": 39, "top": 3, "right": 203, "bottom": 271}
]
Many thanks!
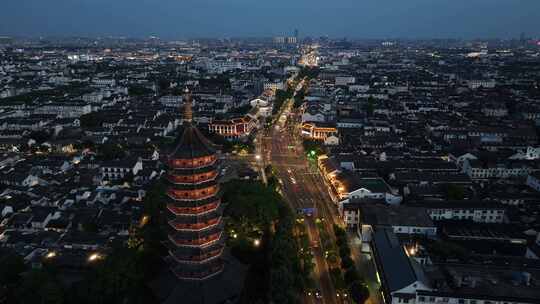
[
  {"left": 520, "top": 32, "right": 527, "bottom": 45},
  {"left": 0, "top": 36, "right": 13, "bottom": 45},
  {"left": 294, "top": 29, "right": 299, "bottom": 39},
  {"left": 273, "top": 36, "right": 286, "bottom": 44}
]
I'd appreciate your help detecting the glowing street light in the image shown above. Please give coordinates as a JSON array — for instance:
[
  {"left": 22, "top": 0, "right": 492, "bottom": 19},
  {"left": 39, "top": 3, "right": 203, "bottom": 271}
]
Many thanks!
[
  {"left": 253, "top": 239, "right": 261, "bottom": 247},
  {"left": 255, "top": 154, "right": 261, "bottom": 161},
  {"left": 88, "top": 253, "right": 102, "bottom": 262},
  {"left": 45, "top": 251, "right": 56, "bottom": 259}
]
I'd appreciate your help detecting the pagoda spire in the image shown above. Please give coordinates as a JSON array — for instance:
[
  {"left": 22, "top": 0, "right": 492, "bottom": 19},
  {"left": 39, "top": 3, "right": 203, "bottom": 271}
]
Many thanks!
[{"left": 183, "top": 87, "right": 193, "bottom": 123}]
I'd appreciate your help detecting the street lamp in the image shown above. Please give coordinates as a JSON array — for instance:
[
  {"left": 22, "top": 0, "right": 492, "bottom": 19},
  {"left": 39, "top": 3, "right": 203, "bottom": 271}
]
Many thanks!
[
  {"left": 253, "top": 239, "right": 261, "bottom": 247},
  {"left": 88, "top": 253, "right": 102, "bottom": 262},
  {"left": 255, "top": 154, "right": 261, "bottom": 161}
]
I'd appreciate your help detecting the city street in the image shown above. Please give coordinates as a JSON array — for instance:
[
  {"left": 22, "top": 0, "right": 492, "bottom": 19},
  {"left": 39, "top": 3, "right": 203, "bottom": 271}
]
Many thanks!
[
  {"left": 257, "top": 93, "right": 337, "bottom": 304},
  {"left": 255, "top": 76, "right": 382, "bottom": 304}
]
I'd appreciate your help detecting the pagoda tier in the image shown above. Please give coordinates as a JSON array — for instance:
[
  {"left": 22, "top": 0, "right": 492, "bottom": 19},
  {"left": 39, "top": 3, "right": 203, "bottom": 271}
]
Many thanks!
[
  {"left": 167, "top": 218, "right": 223, "bottom": 240},
  {"left": 168, "top": 229, "right": 224, "bottom": 248},
  {"left": 165, "top": 170, "right": 218, "bottom": 185},
  {"left": 170, "top": 259, "right": 224, "bottom": 281},
  {"left": 167, "top": 199, "right": 220, "bottom": 214},
  {"left": 167, "top": 206, "right": 224, "bottom": 224},
  {"left": 166, "top": 181, "right": 220, "bottom": 202},
  {"left": 166, "top": 241, "right": 225, "bottom": 263},
  {"left": 166, "top": 179, "right": 218, "bottom": 192},
  {"left": 166, "top": 153, "right": 217, "bottom": 170},
  {"left": 166, "top": 156, "right": 217, "bottom": 170},
  {"left": 166, "top": 189, "right": 219, "bottom": 203},
  {"left": 167, "top": 214, "right": 224, "bottom": 231}
]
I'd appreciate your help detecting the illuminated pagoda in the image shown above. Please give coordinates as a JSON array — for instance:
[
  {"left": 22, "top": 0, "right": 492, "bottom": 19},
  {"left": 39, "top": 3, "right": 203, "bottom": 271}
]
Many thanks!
[{"left": 165, "top": 88, "right": 225, "bottom": 280}]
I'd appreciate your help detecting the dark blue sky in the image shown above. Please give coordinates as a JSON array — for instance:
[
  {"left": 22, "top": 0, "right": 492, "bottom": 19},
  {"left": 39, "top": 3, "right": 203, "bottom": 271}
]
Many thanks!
[{"left": 1, "top": 0, "right": 539, "bottom": 39}]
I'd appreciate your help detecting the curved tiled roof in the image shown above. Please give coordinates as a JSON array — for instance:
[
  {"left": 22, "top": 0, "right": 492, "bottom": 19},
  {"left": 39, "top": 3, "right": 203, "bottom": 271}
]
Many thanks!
[{"left": 169, "top": 124, "right": 215, "bottom": 160}]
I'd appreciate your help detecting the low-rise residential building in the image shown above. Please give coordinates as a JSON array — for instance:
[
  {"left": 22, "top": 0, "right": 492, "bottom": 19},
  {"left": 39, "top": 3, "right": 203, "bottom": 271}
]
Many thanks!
[{"left": 407, "top": 200, "right": 506, "bottom": 224}]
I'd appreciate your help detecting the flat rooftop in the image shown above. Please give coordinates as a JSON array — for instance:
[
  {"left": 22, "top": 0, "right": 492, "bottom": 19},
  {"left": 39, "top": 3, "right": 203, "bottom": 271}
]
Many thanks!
[
  {"left": 421, "top": 264, "right": 540, "bottom": 303},
  {"left": 360, "top": 204, "right": 435, "bottom": 228}
]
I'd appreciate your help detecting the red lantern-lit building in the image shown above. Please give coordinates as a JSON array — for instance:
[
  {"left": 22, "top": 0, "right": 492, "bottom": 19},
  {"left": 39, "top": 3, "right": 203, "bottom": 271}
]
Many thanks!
[{"left": 165, "top": 88, "right": 225, "bottom": 280}]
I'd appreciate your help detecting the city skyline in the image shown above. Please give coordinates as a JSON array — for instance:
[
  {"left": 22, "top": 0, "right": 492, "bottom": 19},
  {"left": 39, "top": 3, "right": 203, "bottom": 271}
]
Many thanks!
[
  {"left": 1, "top": 0, "right": 540, "bottom": 39},
  {"left": 1, "top": 2, "right": 540, "bottom": 304}
]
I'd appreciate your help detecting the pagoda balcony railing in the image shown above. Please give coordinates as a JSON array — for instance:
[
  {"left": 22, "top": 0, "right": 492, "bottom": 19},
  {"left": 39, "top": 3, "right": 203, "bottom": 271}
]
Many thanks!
[
  {"left": 166, "top": 202, "right": 220, "bottom": 216},
  {"left": 166, "top": 187, "right": 219, "bottom": 201},
  {"left": 172, "top": 264, "right": 224, "bottom": 281},
  {"left": 170, "top": 247, "right": 223, "bottom": 264},
  {"left": 167, "top": 157, "right": 217, "bottom": 170},
  {"left": 168, "top": 217, "right": 221, "bottom": 232},
  {"left": 169, "top": 232, "right": 222, "bottom": 248},
  {"left": 166, "top": 171, "right": 218, "bottom": 185}
]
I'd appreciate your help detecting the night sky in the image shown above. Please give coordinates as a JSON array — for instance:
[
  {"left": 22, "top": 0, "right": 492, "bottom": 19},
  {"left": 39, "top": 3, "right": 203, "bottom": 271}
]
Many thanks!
[{"left": 1, "top": 0, "right": 539, "bottom": 39}]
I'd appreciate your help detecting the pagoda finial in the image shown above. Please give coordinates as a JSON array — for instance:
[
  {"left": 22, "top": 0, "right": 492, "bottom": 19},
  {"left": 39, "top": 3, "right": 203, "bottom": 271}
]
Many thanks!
[{"left": 183, "top": 87, "right": 193, "bottom": 123}]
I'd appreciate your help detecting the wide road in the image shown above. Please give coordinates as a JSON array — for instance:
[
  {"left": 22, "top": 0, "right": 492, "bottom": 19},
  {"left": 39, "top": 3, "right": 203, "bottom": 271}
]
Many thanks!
[
  {"left": 259, "top": 79, "right": 382, "bottom": 304},
  {"left": 262, "top": 98, "right": 339, "bottom": 304}
]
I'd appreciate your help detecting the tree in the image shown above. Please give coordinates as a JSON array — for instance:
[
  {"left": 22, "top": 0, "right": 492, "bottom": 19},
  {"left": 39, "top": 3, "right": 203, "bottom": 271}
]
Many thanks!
[
  {"left": 297, "top": 67, "right": 320, "bottom": 79},
  {"left": 97, "top": 143, "right": 125, "bottom": 160},
  {"left": 222, "top": 181, "right": 280, "bottom": 228},
  {"left": 444, "top": 184, "right": 465, "bottom": 200},
  {"left": 333, "top": 225, "right": 346, "bottom": 238},
  {"left": 339, "top": 243, "right": 351, "bottom": 258},
  {"left": 27, "top": 130, "right": 51, "bottom": 144},
  {"left": 340, "top": 255, "right": 354, "bottom": 269},
  {"left": 0, "top": 253, "right": 26, "bottom": 285},
  {"left": 329, "top": 268, "right": 346, "bottom": 290},
  {"left": 349, "top": 280, "right": 370, "bottom": 304},
  {"left": 157, "top": 79, "right": 170, "bottom": 93},
  {"left": 229, "top": 104, "right": 251, "bottom": 116},
  {"left": 293, "top": 90, "right": 305, "bottom": 108},
  {"left": 272, "top": 89, "right": 293, "bottom": 115},
  {"left": 302, "top": 139, "right": 325, "bottom": 157},
  {"left": 80, "top": 112, "right": 104, "bottom": 128},
  {"left": 270, "top": 265, "right": 296, "bottom": 304},
  {"left": 15, "top": 269, "right": 65, "bottom": 304},
  {"left": 81, "top": 221, "right": 99, "bottom": 233},
  {"left": 365, "top": 96, "right": 375, "bottom": 117},
  {"left": 128, "top": 85, "right": 154, "bottom": 96},
  {"left": 344, "top": 267, "right": 360, "bottom": 285}
]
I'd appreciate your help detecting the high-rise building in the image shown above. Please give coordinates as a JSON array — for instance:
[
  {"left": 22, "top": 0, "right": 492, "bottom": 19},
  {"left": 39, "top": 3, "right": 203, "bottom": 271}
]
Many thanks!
[
  {"left": 273, "top": 36, "right": 285, "bottom": 44},
  {"left": 287, "top": 36, "right": 297, "bottom": 44},
  {"left": 165, "top": 88, "right": 225, "bottom": 281}
]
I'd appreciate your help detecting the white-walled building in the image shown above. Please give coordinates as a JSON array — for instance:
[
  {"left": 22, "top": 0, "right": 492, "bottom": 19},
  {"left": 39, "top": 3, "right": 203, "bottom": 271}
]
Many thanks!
[
  {"left": 263, "top": 81, "right": 284, "bottom": 91},
  {"left": 34, "top": 102, "right": 92, "bottom": 118},
  {"left": 159, "top": 95, "right": 183, "bottom": 108},
  {"left": 333, "top": 173, "right": 402, "bottom": 205},
  {"left": 371, "top": 229, "right": 431, "bottom": 304},
  {"left": 408, "top": 200, "right": 506, "bottom": 224},
  {"left": 527, "top": 172, "right": 540, "bottom": 192}
]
